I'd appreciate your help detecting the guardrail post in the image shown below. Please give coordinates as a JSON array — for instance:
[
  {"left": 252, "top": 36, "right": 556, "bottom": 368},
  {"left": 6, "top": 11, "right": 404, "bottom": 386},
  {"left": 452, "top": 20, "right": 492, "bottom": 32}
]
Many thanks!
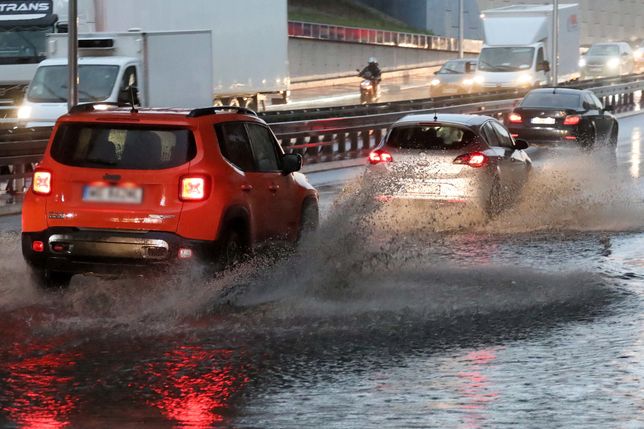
[
  {"left": 337, "top": 132, "right": 347, "bottom": 158},
  {"left": 321, "top": 133, "right": 335, "bottom": 162},
  {"left": 349, "top": 130, "right": 360, "bottom": 156}
]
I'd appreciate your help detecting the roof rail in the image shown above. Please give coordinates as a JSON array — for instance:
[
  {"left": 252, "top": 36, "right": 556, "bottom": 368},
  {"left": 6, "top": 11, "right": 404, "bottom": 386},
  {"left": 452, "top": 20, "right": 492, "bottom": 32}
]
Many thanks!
[
  {"left": 69, "top": 102, "right": 122, "bottom": 113},
  {"left": 187, "top": 106, "right": 258, "bottom": 118}
]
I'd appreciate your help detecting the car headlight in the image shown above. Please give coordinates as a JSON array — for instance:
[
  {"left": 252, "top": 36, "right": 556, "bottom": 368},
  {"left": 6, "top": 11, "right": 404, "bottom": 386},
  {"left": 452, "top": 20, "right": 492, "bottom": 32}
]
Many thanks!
[
  {"left": 430, "top": 78, "right": 441, "bottom": 86},
  {"left": 517, "top": 73, "right": 533, "bottom": 84},
  {"left": 607, "top": 57, "right": 620, "bottom": 68},
  {"left": 473, "top": 74, "right": 484, "bottom": 84},
  {"left": 578, "top": 58, "right": 586, "bottom": 67},
  {"left": 17, "top": 105, "right": 32, "bottom": 120},
  {"left": 635, "top": 50, "right": 643, "bottom": 60},
  {"left": 462, "top": 78, "right": 474, "bottom": 86}
]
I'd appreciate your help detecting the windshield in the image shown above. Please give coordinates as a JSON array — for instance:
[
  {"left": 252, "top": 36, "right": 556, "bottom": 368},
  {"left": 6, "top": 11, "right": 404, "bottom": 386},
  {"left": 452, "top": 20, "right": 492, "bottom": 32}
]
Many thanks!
[
  {"left": 437, "top": 61, "right": 465, "bottom": 74},
  {"left": 478, "top": 47, "right": 535, "bottom": 72},
  {"left": 587, "top": 45, "right": 619, "bottom": 56},
  {"left": 0, "top": 27, "right": 50, "bottom": 64},
  {"left": 520, "top": 93, "right": 581, "bottom": 109},
  {"left": 27, "top": 65, "right": 120, "bottom": 103},
  {"left": 386, "top": 125, "right": 476, "bottom": 150},
  {"left": 50, "top": 124, "right": 197, "bottom": 170}
]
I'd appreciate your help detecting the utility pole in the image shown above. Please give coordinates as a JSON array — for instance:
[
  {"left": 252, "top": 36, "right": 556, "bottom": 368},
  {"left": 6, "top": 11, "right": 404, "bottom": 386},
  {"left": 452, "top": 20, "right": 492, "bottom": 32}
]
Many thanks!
[
  {"left": 458, "top": 0, "right": 464, "bottom": 58},
  {"left": 67, "top": 0, "right": 78, "bottom": 111},
  {"left": 552, "top": 0, "right": 559, "bottom": 85}
]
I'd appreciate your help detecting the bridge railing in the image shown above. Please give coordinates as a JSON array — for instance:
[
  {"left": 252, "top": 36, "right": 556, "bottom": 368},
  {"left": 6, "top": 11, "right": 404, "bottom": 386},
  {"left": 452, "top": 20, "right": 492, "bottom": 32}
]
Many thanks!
[{"left": 288, "top": 21, "right": 483, "bottom": 53}]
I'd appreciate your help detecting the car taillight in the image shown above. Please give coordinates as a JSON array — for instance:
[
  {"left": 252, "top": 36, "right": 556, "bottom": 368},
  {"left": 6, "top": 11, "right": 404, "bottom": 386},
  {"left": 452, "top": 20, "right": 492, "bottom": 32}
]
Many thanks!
[
  {"left": 368, "top": 150, "right": 393, "bottom": 164},
  {"left": 563, "top": 115, "right": 581, "bottom": 125},
  {"left": 508, "top": 113, "right": 522, "bottom": 123},
  {"left": 32, "top": 170, "right": 52, "bottom": 195},
  {"left": 180, "top": 176, "right": 210, "bottom": 202},
  {"left": 453, "top": 152, "right": 488, "bottom": 168}
]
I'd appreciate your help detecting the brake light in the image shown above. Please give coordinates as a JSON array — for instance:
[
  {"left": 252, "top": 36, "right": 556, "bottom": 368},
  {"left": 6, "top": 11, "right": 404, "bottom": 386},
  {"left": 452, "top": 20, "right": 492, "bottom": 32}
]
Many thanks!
[
  {"left": 32, "top": 241, "right": 45, "bottom": 253},
  {"left": 180, "top": 176, "right": 210, "bottom": 201},
  {"left": 453, "top": 152, "right": 488, "bottom": 168},
  {"left": 32, "top": 170, "right": 52, "bottom": 195},
  {"left": 563, "top": 115, "right": 581, "bottom": 126},
  {"left": 368, "top": 150, "right": 393, "bottom": 164},
  {"left": 508, "top": 113, "right": 522, "bottom": 123}
]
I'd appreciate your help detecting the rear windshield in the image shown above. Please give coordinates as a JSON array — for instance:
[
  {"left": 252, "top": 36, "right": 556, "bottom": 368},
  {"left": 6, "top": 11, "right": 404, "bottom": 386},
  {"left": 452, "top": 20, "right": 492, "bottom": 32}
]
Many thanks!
[
  {"left": 50, "top": 124, "right": 196, "bottom": 170},
  {"left": 520, "top": 93, "right": 581, "bottom": 109},
  {"left": 386, "top": 125, "right": 476, "bottom": 150}
]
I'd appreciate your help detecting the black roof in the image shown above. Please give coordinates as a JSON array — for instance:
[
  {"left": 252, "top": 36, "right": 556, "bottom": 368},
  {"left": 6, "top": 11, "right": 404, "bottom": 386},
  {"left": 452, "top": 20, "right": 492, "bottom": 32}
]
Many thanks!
[{"left": 526, "top": 87, "right": 587, "bottom": 95}]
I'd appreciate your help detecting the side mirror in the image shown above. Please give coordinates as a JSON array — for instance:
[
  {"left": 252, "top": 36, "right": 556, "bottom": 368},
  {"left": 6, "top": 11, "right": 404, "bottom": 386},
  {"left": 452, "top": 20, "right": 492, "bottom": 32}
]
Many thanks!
[
  {"left": 514, "top": 139, "right": 529, "bottom": 150},
  {"left": 582, "top": 101, "right": 592, "bottom": 111},
  {"left": 282, "top": 153, "right": 302, "bottom": 174},
  {"left": 541, "top": 60, "right": 551, "bottom": 73},
  {"left": 118, "top": 85, "right": 140, "bottom": 105}
]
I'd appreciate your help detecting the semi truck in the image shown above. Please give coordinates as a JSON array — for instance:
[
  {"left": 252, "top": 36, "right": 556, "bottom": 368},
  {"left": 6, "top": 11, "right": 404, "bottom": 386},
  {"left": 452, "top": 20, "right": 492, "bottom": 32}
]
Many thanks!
[
  {"left": 0, "top": 0, "right": 95, "bottom": 109},
  {"left": 476, "top": 4, "right": 580, "bottom": 89},
  {"left": 18, "top": 30, "right": 213, "bottom": 127}
]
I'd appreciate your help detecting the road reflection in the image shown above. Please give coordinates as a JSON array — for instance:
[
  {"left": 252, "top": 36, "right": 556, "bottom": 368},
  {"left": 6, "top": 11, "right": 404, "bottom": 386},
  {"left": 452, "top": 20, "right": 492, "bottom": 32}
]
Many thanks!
[
  {"left": 140, "top": 345, "right": 250, "bottom": 429},
  {"left": 2, "top": 342, "right": 79, "bottom": 428}
]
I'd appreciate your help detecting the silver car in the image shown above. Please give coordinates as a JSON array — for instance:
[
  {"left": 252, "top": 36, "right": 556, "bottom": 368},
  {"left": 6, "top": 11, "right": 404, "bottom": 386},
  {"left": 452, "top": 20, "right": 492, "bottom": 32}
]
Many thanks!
[
  {"left": 367, "top": 114, "right": 531, "bottom": 217},
  {"left": 580, "top": 42, "right": 635, "bottom": 79},
  {"left": 430, "top": 59, "right": 479, "bottom": 97}
]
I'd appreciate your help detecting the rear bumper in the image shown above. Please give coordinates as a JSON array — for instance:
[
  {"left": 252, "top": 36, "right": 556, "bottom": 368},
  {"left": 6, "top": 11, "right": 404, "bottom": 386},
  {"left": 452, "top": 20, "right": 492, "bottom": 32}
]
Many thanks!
[
  {"left": 508, "top": 125, "right": 585, "bottom": 146},
  {"left": 22, "top": 228, "right": 217, "bottom": 274}
]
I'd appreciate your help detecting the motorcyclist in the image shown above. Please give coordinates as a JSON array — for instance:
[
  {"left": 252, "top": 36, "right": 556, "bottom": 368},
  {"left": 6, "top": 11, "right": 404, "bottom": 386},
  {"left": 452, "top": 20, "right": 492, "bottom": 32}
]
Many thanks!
[{"left": 359, "top": 57, "right": 382, "bottom": 95}]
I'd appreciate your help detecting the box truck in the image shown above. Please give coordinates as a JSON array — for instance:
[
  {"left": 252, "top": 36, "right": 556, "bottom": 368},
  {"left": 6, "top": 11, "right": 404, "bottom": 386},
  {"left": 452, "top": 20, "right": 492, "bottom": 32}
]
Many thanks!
[
  {"left": 476, "top": 4, "right": 580, "bottom": 89},
  {"left": 17, "top": 30, "right": 213, "bottom": 127},
  {"left": 0, "top": 0, "right": 95, "bottom": 109}
]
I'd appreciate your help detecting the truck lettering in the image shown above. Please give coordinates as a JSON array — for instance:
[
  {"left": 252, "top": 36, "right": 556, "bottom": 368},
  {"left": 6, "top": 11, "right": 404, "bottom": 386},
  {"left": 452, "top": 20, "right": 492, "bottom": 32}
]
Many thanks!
[{"left": 0, "top": 1, "right": 51, "bottom": 14}]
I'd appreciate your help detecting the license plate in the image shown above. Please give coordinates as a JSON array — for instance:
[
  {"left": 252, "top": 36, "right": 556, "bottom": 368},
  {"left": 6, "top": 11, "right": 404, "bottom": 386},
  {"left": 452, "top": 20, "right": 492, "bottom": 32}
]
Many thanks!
[
  {"left": 83, "top": 185, "right": 143, "bottom": 204},
  {"left": 531, "top": 117, "right": 556, "bottom": 125}
]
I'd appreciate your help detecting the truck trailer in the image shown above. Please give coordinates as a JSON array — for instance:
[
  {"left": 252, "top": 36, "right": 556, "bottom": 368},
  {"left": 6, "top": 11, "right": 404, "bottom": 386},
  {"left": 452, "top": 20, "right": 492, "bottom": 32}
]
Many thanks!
[
  {"left": 477, "top": 4, "right": 580, "bottom": 89},
  {"left": 93, "top": 0, "right": 289, "bottom": 110}
]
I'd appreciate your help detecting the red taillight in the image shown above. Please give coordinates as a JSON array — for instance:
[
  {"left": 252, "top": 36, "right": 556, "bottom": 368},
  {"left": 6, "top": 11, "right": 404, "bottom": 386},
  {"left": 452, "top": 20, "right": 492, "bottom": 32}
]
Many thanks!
[
  {"left": 368, "top": 150, "right": 393, "bottom": 164},
  {"left": 508, "top": 113, "right": 522, "bottom": 124},
  {"left": 180, "top": 176, "right": 210, "bottom": 202},
  {"left": 32, "top": 170, "right": 51, "bottom": 195},
  {"left": 563, "top": 115, "right": 581, "bottom": 126},
  {"left": 32, "top": 241, "right": 45, "bottom": 253},
  {"left": 453, "top": 152, "right": 488, "bottom": 168}
]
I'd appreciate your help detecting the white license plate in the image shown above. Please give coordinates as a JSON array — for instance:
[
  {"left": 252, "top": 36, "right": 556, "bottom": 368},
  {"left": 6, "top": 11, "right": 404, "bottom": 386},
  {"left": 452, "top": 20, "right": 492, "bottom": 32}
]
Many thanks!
[
  {"left": 531, "top": 117, "right": 556, "bottom": 125},
  {"left": 83, "top": 185, "right": 143, "bottom": 204}
]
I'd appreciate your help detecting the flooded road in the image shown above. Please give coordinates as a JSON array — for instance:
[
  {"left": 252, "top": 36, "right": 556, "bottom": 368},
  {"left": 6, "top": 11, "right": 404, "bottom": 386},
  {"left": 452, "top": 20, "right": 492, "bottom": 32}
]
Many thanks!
[{"left": 0, "top": 114, "right": 642, "bottom": 428}]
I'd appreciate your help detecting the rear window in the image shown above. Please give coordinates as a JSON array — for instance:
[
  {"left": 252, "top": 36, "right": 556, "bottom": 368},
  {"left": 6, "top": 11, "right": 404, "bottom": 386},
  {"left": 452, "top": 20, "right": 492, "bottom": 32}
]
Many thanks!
[
  {"left": 520, "top": 93, "right": 581, "bottom": 109},
  {"left": 385, "top": 125, "right": 476, "bottom": 150},
  {"left": 50, "top": 124, "right": 196, "bottom": 170}
]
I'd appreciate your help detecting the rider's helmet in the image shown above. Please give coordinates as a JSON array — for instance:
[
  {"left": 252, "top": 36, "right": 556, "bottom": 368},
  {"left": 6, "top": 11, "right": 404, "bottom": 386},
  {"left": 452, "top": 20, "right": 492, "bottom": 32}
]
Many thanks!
[{"left": 368, "top": 57, "right": 378, "bottom": 64}]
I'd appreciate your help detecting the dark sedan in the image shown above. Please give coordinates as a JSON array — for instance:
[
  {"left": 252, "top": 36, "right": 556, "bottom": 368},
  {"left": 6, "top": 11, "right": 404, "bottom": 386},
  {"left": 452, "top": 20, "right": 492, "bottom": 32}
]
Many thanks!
[{"left": 506, "top": 88, "right": 618, "bottom": 148}]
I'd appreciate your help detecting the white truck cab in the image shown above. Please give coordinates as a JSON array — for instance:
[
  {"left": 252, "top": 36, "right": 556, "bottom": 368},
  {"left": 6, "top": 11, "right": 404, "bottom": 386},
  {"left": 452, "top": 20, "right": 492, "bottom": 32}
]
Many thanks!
[
  {"left": 18, "top": 30, "right": 213, "bottom": 127},
  {"left": 476, "top": 4, "right": 580, "bottom": 89}
]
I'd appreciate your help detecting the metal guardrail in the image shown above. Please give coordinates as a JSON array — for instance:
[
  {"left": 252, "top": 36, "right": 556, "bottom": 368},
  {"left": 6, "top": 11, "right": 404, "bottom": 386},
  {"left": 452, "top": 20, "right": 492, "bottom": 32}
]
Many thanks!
[
  {"left": 288, "top": 21, "right": 483, "bottom": 54},
  {"left": 1, "top": 74, "right": 643, "bottom": 206}
]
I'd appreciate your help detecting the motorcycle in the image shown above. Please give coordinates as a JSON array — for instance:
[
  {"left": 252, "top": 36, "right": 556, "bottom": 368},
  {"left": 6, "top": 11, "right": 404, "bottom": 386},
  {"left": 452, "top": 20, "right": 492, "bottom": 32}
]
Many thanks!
[{"left": 357, "top": 70, "right": 380, "bottom": 104}]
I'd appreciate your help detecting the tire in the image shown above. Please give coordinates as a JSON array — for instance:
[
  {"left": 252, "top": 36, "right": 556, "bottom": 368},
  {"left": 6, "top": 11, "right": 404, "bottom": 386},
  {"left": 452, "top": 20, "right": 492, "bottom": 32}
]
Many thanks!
[
  {"left": 298, "top": 200, "right": 319, "bottom": 242},
  {"left": 216, "top": 229, "right": 246, "bottom": 270},
  {"left": 29, "top": 267, "right": 72, "bottom": 289}
]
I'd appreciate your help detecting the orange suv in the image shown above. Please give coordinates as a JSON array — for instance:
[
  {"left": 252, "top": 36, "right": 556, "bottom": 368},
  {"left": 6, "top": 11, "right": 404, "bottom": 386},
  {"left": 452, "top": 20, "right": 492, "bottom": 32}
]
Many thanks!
[{"left": 22, "top": 105, "right": 319, "bottom": 287}]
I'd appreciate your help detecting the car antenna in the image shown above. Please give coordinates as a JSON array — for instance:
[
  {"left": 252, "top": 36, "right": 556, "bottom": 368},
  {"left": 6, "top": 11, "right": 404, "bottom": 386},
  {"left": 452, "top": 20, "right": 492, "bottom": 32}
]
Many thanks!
[
  {"left": 129, "top": 86, "right": 139, "bottom": 114},
  {"left": 433, "top": 110, "right": 438, "bottom": 121}
]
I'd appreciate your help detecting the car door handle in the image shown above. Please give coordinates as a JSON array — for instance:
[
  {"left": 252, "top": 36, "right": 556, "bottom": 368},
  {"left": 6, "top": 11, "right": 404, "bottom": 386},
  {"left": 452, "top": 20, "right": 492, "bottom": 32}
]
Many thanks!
[
  {"left": 268, "top": 184, "right": 280, "bottom": 192},
  {"left": 241, "top": 184, "right": 253, "bottom": 192}
]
